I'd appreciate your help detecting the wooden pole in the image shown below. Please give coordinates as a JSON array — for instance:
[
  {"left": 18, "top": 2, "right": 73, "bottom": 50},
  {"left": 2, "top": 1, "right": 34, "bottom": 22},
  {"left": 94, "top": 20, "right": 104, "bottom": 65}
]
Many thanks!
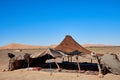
[
  {"left": 68, "top": 56, "right": 69, "bottom": 62},
  {"left": 71, "top": 56, "right": 72, "bottom": 62},
  {"left": 28, "top": 59, "right": 29, "bottom": 70},
  {"left": 8, "top": 59, "right": 12, "bottom": 71},
  {"left": 91, "top": 59, "right": 92, "bottom": 63},
  {"left": 8, "top": 58, "right": 15, "bottom": 71},
  {"left": 96, "top": 56, "right": 103, "bottom": 78},
  {"left": 70, "top": 56, "right": 72, "bottom": 62},
  {"left": 54, "top": 59, "right": 61, "bottom": 72},
  {"left": 102, "top": 63, "right": 106, "bottom": 75},
  {"left": 76, "top": 55, "right": 81, "bottom": 74},
  {"left": 62, "top": 57, "right": 64, "bottom": 62}
]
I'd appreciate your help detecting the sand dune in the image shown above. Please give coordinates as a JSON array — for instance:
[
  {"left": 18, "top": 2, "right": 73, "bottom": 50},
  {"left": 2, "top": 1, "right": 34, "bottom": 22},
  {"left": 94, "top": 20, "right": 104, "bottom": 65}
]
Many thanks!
[
  {"left": 0, "top": 43, "right": 106, "bottom": 49},
  {"left": 0, "top": 43, "right": 56, "bottom": 49}
]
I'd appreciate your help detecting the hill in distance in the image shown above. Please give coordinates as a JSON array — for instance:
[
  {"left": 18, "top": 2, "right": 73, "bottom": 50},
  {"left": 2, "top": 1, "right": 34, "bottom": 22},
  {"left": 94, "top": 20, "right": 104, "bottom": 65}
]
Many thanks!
[
  {"left": 0, "top": 43, "right": 106, "bottom": 49},
  {"left": 0, "top": 43, "right": 57, "bottom": 49},
  {"left": 82, "top": 44, "right": 106, "bottom": 47}
]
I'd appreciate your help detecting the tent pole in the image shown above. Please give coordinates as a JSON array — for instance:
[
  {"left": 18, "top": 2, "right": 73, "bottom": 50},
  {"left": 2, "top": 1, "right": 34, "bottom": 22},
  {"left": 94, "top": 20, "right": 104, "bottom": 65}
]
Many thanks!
[
  {"left": 68, "top": 56, "right": 69, "bottom": 62},
  {"left": 62, "top": 57, "right": 64, "bottom": 62},
  {"left": 71, "top": 56, "right": 72, "bottom": 62},
  {"left": 102, "top": 63, "right": 106, "bottom": 75},
  {"left": 91, "top": 59, "right": 92, "bottom": 63},
  {"left": 28, "top": 59, "right": 29, "bottom": 71},
  {"left": 8, "top": 58, "right": 14, "bottom": 71},
  {"left": 96, "top": 56, "right": 103, "bottom": 78},
  {"left": 54, "top": 59, "right": 61, "bottom": 72},
  {"left": 8, "top": 58, "right": 11, "bottom": 71},
  {"left": 76, "top": 55, "right": 81, "bottom": 76}
]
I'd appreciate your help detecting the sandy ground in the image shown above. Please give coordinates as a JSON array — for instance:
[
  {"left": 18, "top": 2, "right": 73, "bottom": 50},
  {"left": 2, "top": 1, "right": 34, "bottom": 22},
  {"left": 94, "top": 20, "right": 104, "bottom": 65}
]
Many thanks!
[
  {"left": 0, "top": 69, "right": 120, "bottom": 80},
  {"left": 0, "top": 49, "right": 120, "bottom": 80}
]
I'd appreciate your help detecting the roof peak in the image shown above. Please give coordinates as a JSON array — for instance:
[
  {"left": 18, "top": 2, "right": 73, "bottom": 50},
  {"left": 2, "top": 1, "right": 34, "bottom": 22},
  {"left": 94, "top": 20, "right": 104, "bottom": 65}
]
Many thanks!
[{"left": 55, "top": 35, "right": 91, "bottom": 54}]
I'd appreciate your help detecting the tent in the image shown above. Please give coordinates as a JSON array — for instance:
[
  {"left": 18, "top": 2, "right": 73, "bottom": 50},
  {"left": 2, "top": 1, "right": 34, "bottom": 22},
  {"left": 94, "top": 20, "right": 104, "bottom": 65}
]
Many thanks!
[
  {"left": 54, "top": 35, "right": 94, "bottom": 62},
  {"left": 55, "top": 35, "right": 91, "bottom": 54},
  {"left": 8, "top": 48, "right": 63, "bottom": 71},
  {"left": 55, "top": 35, "right": 103, "bottom": 77},
  {"left": 31, "top": 48, "right": 63, "bottom": 59},
  {"left": 102, "top": 53, "right": 120, "bottom": 75},
  {"left": 8, "top": 35, "right": 103, "bottom": 77}
]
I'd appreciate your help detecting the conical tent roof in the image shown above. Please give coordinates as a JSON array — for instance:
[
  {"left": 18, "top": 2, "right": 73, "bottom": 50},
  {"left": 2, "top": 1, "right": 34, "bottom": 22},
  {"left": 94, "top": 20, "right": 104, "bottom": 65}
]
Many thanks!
[{"left": 55, "top": 35, "right": 91, "bottom": 54}]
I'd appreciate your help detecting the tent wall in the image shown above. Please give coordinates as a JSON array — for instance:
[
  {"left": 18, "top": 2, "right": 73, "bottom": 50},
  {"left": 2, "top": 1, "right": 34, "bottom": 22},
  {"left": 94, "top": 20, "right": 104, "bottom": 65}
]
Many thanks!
[
  {"left": 30, "top": 54, "right": 53, "bottom": 67},
  {"left": 9, "top": 54, "right": 53, "bottom": 70}
]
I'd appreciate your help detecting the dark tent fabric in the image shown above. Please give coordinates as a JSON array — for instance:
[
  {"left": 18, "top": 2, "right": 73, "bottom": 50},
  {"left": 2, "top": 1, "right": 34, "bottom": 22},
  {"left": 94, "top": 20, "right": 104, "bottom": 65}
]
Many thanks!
[
  {"left": 8, "top": 48, "right": 63, "bottom": 71},
  {"left": 55, "top": 35, "right": 91, "bottom": 55},
  {"left": 31, "top": 48, "right": 63, "bottom": 58},
  {"left": 102, "top": 53, "right": 120, "bottom": 74}
]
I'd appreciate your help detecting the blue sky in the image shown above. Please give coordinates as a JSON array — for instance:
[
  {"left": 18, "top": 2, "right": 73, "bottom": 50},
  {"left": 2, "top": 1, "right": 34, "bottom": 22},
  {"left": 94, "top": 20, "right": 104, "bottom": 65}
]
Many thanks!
[{"left": 0, "top": 0, "right": 120, "bottom": 46}]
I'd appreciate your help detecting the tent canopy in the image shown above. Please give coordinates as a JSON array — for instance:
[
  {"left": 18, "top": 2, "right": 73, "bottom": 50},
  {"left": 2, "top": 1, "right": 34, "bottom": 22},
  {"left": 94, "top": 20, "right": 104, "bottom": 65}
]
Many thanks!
[
  {"left": 31, "top": 48, "right": 63, "bottom": 58},
  {"left": 55, "top": 35, "right": 91, "bottom": 55}
]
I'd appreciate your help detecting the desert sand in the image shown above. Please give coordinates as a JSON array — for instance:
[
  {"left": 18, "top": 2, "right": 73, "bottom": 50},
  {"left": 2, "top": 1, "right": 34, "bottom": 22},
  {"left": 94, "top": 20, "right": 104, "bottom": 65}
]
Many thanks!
[
  {"left": 0, "top": 42, "right": 120, "bottom": 80},
  {"left": 0, "top": 43, "right": 57, "bottom": 49},
  {"left": 0, "top": 49, "right": 120, "bottom": 80},
  {"left": 0, "top": 43, "right": 106, "bottom": 49},
  {"left": 0, "top": 69, "right": 120, "bottom": 80}
]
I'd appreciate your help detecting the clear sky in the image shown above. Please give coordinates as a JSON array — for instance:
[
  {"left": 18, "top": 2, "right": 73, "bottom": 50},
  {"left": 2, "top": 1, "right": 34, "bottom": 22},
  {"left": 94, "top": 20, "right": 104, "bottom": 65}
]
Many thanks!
[{"left": 0, "top": 0, "right": 120, "bottom": 46}]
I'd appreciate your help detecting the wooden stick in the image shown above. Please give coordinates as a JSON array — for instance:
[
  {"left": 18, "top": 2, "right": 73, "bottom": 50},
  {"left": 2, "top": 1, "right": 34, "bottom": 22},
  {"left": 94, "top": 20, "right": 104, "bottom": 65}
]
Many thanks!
[
  {"left": 8, "top": 59, "right": 11, "bottom": 71},
  {"left": 96, "top": 56, "right": 103, "bottom": 78},
  {"left": 62, "top": 57, "right": 64, "bottom": 62},
  {"left": 68, "top": 56, "right": 69, "bottom": 62},
  {"left": 54, "top": 59, "right": 61, "bottom": 72},
  {"left": 70, "top": 56, "right": 72, "bottom": 62},
  {"left": 27, "top": 59, "right": 30, "bottom": 71},
  {"left": 76, "top": 56, "right": 81, "bottom": 74},
  {"left": 91, "top": 59, "right": 92, "bottom": 63},
  {"left": 102, "top": 63, "right": 106, "bottom": 75},
  {"left": 8, "top": 58, "right": 15, "bottom": 71},
  {"left": 71, "top": 56, "right": 72, "bottom": 62}
]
